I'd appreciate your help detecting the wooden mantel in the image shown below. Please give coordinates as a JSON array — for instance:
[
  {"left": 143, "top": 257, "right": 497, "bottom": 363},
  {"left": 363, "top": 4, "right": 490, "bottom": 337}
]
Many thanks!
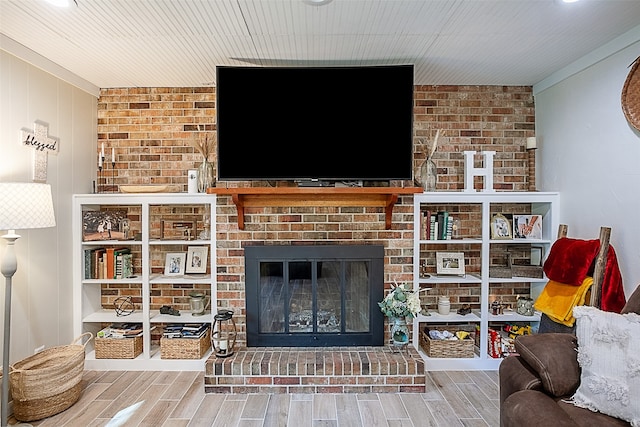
[{"left": 206, "top": 187, "right": 423, "bottom": 230}]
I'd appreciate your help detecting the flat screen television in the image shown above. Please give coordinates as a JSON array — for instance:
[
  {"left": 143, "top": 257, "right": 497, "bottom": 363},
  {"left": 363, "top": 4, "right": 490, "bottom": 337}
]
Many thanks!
[{"left": 216, "top": 64, "right": 414, "bottom": 183}]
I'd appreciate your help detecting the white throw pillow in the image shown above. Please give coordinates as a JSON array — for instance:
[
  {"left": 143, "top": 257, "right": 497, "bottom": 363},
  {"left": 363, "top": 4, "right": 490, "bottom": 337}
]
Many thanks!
[{"left": 571, "top": 305, "right": 640, "bottom": 426}]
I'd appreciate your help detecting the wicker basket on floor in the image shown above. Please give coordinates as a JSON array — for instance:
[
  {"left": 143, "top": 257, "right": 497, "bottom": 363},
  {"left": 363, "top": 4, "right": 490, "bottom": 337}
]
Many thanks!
[
  {"left": 420, "top": 327, "right": 475, "bottom": 358},
  {"left": 9, "top": 332, "right": 92, "bottom": 422}
]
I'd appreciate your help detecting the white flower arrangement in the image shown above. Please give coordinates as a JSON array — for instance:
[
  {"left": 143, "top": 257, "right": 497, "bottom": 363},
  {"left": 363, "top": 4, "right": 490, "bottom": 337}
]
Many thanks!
[{"left": 378, "top": 282, "right": 423, "bottom": 319}]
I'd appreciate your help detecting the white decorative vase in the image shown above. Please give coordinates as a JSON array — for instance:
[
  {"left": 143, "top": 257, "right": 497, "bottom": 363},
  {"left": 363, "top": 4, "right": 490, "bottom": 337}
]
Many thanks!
[{"left": 438, "top": 296, "right": 450, "bottom": 315}]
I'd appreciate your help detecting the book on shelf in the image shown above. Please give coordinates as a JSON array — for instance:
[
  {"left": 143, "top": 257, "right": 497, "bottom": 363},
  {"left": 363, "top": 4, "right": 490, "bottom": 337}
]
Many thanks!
[
  {"left": 423, "top": 210, "right": 454, "bottom": 240},
  {"left": 91, "top": 248, "right": 106, "bottom": 279},
  {"left": 115, "top": 249, "right": 133, "bottom": 279},
  {"left": 106, "top": 247, "right": 129, "bottom": 279},
  {"left": 430, "top": 215, "right": 437, "bottom": 240},
  {"left": 84, "top": 247, "right": 134, "bottom": 280},
  {"left": 421, "top": 210, "right": 431, "bottom": 240}
]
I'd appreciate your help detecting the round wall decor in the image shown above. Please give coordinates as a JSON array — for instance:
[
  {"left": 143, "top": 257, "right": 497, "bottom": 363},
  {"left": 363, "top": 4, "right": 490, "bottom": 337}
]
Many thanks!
[{"left": 622, "top": 55, "right": 640, "bottom": 131}]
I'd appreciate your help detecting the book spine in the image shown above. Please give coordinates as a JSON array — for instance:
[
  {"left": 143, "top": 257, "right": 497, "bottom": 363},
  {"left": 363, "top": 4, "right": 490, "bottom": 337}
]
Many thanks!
[
  {"left": 441, "top": 211, "right": 449, "bottom": 240},
  {"left": 123, "top": 253, "right": 133, "bottom": 278},
  {"left": 436, "top": 212, "right": 444, "bottom": 240},
  {"left": 429, "top": 215, "right": 436, "bottom": 240},
  {"left": 106, "top": 247, "right": 116, "bottom": 279},
  {"left": 84, "top": 249, "right": 93, "bottom": 279}
]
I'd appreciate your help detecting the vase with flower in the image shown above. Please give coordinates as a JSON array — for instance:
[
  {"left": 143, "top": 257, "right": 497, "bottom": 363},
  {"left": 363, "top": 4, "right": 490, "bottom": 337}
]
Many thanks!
[
  {"left": 378, "top": 282, "right": 423, "bottom": 351},
  {"left": 418, "top": 129, "right": 441, "bottom": 192},
  {"left": 191, "top": 131, "right": 217, "bottom": 192}
]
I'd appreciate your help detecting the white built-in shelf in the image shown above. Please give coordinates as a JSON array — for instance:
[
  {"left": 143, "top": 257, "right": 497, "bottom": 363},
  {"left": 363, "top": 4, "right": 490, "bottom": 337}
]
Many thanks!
[
  {"left": 412, "top": 191, "right": 559, "bottom": 370},
  {"left": 73, "top": 193, "right": 216, "bottom": 371}
]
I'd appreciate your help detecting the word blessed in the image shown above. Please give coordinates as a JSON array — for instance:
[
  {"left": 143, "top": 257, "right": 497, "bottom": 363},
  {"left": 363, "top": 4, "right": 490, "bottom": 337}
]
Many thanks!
[{"left": 23, "top": 133, "right": 58, "bottom": 152}]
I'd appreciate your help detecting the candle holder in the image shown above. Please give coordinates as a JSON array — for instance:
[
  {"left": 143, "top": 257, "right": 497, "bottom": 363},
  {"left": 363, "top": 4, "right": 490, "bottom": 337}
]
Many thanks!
[
  {"left": 527, "top": 148, "right": 537, "bottom": 192},
  {"left": 98, "top": 154, "right": 104, "bottom": 193},
  {"left": 526, "top": 137, "right": 537, "bottom": 192},
  {"left": 111, "top": 158, "right": 116, "bottom": 193},
  {"left": 211, "top": 309, "right": 237, "bottom": 358}
]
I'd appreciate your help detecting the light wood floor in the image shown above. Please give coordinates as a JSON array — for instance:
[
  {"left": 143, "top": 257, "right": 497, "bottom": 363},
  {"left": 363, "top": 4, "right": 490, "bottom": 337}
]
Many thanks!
[{"left": 15, "top": 369, "right": 500, "bottom": 427}]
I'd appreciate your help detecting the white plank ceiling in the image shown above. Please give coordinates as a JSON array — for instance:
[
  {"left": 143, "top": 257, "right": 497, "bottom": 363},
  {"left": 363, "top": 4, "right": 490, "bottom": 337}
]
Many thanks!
[{"left": 1, "top": 0, "right": 640, "bottom": 88}]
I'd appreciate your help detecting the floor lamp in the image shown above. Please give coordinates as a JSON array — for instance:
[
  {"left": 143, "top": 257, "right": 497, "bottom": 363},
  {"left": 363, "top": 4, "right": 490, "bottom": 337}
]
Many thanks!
[{"left": 0, "top": 183, "right": 56, "bottom": 427}]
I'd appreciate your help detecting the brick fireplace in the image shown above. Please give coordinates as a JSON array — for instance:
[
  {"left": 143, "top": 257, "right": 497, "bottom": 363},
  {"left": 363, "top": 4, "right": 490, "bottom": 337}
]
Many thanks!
[{"left": 97, "top": 85, "right": 536, "bottom": 390}]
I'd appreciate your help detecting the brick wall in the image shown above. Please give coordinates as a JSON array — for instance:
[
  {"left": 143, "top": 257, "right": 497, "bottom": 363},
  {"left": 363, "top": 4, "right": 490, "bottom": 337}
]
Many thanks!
[{"left": 98, "top": 85, "right": 535, "bottom": 346}]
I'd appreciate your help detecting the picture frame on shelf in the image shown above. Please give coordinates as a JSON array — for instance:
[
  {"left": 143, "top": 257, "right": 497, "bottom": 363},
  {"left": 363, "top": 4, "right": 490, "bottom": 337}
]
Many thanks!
[
  {"left": 513, "top": 214, "right": 542, "bottom": 239},
  {"left": 82, "top": 209, "right": 129, "bottom": 241},
  {"left": 490, "top": 214, "right": 512, "bottom": 239},
  {"left": 160, "top": 218, "right": 197, "bottom": 241},
  {"left": 186, "top": 246, "right": 208, "bottom": 274},
  {"left": 164, "top": 252, "right": 186, "bottom": 276},
  {"left": 436, "top": 252, "right": 466, "bottom": 276}
]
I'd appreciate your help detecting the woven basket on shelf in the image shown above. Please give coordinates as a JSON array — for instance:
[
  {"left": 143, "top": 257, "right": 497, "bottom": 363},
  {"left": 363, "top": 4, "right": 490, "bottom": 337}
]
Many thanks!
[
  {"left": 9, "top": 332, "right": 92, "bottom": 422},
  {"left": 420, "top": 327, "right": 475, "bottom": 358},
  {"left": 160, "top": 328, "right": 211, "bottom": 359},
  {"left": 622, "top": 55, "right": 640, "bottom": 131},
  {"left": 95, "top": 334, "right": 143, "bottom": 359}
]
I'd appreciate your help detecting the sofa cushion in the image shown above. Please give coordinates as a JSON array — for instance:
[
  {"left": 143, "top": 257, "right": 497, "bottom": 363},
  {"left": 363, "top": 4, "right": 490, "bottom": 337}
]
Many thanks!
[
  {"left": 502, "top": 390, "right": 579, "bottom": 427},
  {"left": 558, "top": 401, "right": 632, "bottom": 427},
  {"left": 514, "top": 333, "right": 580, "bottom": 397},
  {"left": 620, "top": 284, "right": 640, "bottom": 315},
  {"left": 571, "top": 306, "right": 640, "bottom": 426}
]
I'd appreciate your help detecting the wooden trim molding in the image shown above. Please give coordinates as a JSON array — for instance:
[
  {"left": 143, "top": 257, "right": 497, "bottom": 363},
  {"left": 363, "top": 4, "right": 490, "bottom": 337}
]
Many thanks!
[{"left": 206, "top": 187, "right": 422, "bottom": 230}]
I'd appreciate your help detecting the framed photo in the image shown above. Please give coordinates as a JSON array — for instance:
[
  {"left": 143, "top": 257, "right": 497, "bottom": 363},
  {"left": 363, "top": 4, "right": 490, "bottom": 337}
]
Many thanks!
[
  {"left": 186, "top": 246, "right": 208, "bottom": 274},
  {"left": 490, "top": 214, "right": 512, "bottom": 239},
  {"left": 164, "top": 252, "right": 186, "bottom": 276},
  {"left": 160, "top": 218, "right": 198, "bottom": 240},
  {"left": 513, "top": 214, "right": 543, "bottom": 239},
  {"left": 83, "top": 210, "right": 129, "bottom": 241},
  {"left": 436, "top": 252, "right": 466, "bottom": 276}
]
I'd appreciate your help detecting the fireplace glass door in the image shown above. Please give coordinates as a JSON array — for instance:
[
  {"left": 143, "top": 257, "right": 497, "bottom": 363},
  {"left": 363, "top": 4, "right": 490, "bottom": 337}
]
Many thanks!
[{"left": 246, "top": 245, "right": 384, "bottom": 347}]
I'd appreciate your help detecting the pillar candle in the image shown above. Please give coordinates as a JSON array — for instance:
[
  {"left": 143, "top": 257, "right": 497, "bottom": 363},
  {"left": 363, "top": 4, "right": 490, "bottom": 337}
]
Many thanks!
[{"left": 112, "top": 147, "right": 115, "bottom": 162}]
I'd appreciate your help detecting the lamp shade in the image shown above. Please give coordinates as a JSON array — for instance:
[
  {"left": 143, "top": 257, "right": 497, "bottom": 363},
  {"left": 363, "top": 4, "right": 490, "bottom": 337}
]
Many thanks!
[{"left": 0, "top": 183, "right": 56, "bottom": 230}]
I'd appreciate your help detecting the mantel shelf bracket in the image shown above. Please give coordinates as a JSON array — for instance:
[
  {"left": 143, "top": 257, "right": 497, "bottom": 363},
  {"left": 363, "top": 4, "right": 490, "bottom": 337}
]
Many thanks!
[{"left": 207, "top": 187, "right": 422, "bottom": 230}]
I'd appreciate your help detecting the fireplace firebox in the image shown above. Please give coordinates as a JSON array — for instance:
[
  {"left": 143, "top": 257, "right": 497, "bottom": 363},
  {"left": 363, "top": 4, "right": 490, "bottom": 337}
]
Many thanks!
[{"left": 245, "top": 245, "right": 385, "bottom": 347}]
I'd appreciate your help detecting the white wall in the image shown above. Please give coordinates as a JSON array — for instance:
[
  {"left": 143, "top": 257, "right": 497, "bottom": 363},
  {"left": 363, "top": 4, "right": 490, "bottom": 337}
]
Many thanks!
[
  {"left": 535, "top": 40, "right": 640, "bottom": 297},
  {"left": 0, "top": 49, "right": 96, "bottom": 364}
]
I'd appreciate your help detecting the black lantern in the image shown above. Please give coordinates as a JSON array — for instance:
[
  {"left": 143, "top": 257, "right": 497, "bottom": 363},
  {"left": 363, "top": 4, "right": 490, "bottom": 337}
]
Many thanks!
[{"left": 211, "top": 309, "right": 237, "bottom": 357}]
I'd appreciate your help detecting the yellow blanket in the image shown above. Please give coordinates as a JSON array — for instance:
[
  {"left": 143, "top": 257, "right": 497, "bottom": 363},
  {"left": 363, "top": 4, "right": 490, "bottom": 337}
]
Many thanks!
[{"left": 534, "top": 277, "right": 593, "bottom": 327}]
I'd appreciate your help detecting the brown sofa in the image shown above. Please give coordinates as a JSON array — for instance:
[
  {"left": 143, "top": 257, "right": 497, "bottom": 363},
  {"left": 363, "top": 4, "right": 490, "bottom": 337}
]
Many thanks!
[{"left": 499, "top": 284, "right": 640, "bottom": 427}]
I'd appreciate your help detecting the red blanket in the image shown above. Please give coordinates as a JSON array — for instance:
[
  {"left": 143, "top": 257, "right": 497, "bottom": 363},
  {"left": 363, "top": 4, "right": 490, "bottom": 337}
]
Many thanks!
[{"left": 543, "top": 237, "right": 626, "bottom": 313}]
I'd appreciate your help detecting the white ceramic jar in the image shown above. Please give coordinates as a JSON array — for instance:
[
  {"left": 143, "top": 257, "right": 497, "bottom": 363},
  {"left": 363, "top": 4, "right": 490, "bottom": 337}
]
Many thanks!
[{"left": 438, "top": 296, "right": 451, "bottom": 315}]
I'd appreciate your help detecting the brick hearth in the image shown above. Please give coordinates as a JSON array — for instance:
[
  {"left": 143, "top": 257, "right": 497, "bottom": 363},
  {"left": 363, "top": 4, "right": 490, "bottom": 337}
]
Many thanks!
[{"left": 204, "top": 346, "right": 425, "bottom": 394}]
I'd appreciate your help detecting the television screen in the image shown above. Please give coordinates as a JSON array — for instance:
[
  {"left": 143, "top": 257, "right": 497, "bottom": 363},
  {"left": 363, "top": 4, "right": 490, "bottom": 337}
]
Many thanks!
[{"left": 216, "top": 65, "right": 414, "bottom": 182}]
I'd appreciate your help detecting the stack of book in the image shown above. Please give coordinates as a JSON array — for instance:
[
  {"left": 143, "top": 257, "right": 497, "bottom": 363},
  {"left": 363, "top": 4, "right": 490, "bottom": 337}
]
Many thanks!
[
  {"left": 163, "top": 323, "right": 209, "bottom": 339},
  {"left": 97, "top": 322, "right": 143, "bottom": 339}
]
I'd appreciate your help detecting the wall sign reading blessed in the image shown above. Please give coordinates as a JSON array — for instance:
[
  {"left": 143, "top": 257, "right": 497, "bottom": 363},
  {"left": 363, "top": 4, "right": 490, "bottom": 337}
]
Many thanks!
[{"left": 21, "top": 120, "right": 59, "bottom": 182}]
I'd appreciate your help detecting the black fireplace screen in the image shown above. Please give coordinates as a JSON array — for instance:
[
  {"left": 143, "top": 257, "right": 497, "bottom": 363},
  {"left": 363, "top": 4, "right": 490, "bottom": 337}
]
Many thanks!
[{"left": 245, "top": 245, "right": 384, "bottom": 347}]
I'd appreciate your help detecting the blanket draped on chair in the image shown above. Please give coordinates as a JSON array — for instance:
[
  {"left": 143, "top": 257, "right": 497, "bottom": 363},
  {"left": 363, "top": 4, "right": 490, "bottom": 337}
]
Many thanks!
[
  {"left": 542, "top": 237, "right": 626, "bottom": 313},
  {"left": 534, "top": 277, "right": 593, "bottom": 326}
]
